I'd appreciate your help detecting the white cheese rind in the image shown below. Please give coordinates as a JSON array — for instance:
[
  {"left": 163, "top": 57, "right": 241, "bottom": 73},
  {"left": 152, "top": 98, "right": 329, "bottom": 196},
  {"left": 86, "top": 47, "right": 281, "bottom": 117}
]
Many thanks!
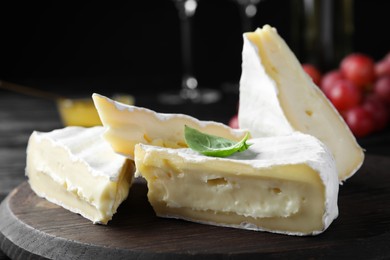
[
  {"left": 92, "top": 93, "right": 248, "bottom": 159},
  {"left": 31, "top": 126, "right": 125, "bottom": 181},
  {"left": 135, "top": 132, "right": 339, "bottom": 236},
  {"left": 26, "top": 126, "right": 134, "bottom": 224},
  {"left": 238, "top": 25, "right": 364, "bottom": 182}
]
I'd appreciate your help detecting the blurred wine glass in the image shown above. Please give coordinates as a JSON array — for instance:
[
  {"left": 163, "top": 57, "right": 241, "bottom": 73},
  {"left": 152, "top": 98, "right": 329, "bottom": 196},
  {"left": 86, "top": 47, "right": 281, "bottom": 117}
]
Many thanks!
[
  {"left": 158, "top": 0, "right": 221, "bottom": 105},
  {"left": 235, "top": 0, "right": 261, "bottom": 32},
  {"left": 222, "top": 0, "right": 262, "bottom": 95}
]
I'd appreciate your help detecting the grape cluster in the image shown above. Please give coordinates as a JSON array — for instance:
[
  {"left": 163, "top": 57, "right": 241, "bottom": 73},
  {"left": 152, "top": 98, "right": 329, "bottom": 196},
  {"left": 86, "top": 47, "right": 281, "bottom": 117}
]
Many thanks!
[{"left": 303, "top": 53, "right": 390, "bottom": 138}]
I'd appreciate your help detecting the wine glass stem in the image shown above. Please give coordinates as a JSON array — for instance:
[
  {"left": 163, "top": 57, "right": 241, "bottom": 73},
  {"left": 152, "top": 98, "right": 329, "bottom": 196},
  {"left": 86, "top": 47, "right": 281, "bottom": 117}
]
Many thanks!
[
  {"left": 237, "top": 0, "right": 261, "bottom": 32},
  {"left": 181, "top": 13, "right": 193, "bottom": 83},
  {"left": 175, "top": 0, "right": 198, "bottom": 94},
  {"left": 238, "top": 5, "right": 253, "bottom": 32}
]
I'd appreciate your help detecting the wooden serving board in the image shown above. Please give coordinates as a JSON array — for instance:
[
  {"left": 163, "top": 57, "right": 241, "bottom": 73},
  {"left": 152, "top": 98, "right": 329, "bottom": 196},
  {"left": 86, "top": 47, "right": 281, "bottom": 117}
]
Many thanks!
[{"left": 1, "top": 154, "right": 390, "bottom": 260}]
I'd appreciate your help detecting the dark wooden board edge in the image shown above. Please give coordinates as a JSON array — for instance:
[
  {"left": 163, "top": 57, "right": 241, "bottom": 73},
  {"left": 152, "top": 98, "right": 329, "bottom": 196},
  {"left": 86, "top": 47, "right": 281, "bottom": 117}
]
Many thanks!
[
  {"left": 1, "top": 181, "right": 390, "bottom": 260},
  {"left": 0, "top": 187, "right": 147, "bottom": 260},
  {"left": 1, "top": 153, "right": 390, "bottom": 259}
]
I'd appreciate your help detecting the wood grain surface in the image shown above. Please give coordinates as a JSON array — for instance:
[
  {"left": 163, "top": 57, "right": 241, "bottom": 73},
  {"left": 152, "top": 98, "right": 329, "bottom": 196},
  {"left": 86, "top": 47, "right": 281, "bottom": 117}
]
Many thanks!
[{"left": 0, "top": 154, "right": 390, "bottom": 260}]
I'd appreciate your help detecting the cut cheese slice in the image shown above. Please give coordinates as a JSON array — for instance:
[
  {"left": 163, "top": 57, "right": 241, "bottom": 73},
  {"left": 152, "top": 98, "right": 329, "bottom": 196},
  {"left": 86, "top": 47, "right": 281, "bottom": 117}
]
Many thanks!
[
  {"left": 92, "top": 93, "right": 248, "bottom": 159},
  {"left": 26, "top": 126, "right": 134, "bottom": 224},
  {"left": 134, "top": 132, "right": 339, "bottom": 236},
  {"left": 238, "top": 25, "right": 364, "bottom": 182}
]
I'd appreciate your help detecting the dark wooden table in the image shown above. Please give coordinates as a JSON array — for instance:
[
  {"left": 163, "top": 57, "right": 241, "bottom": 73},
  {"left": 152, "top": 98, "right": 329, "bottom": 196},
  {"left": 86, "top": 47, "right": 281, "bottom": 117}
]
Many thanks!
[{"left": 1, "top": 89, "right": 389, "bottom": 259}]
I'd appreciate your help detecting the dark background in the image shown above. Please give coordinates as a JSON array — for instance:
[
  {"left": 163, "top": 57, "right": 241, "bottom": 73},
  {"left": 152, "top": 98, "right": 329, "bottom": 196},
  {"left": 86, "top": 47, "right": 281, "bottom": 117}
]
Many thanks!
[{"left": 0, "top": 0, "right": 389, "bottom": 95}]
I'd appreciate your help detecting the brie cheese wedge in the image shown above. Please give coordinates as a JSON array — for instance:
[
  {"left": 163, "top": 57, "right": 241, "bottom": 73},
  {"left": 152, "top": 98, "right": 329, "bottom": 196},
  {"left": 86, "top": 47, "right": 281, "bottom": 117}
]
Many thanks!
[
  {"left": 92, "top": 93, "right": 248, "bottom": 159},
  {"left": 134, "top": 132, "right": 339, "bottom": 236},
  {"left": 26, "top": 126, "right": 134, "bottom": 224},
  {"left": 238, "top": 25, "right": 364, "bottom": 182}
]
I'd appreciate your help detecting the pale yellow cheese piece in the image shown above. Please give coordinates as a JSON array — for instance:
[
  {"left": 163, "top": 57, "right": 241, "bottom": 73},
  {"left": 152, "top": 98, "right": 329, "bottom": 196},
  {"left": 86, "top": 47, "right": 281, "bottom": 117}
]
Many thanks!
[
  {"left": 239, "top": 25, "right": 364, "bottom": 182},
  {"left": 26, "top": 126, "right": 134, "bottom": 224},
  {"left": 134, "top": 133, "right": 339, "bottom": 236},
  {"left": 92, "top": 93, "right": 248, "bottom": 159}
]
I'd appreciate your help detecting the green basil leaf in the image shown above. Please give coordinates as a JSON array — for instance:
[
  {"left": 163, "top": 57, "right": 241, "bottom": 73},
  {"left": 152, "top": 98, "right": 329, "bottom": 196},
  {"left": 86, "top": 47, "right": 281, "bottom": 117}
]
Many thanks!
[{"left": 184, "top": 125, "right": 251, "bottom": 157}]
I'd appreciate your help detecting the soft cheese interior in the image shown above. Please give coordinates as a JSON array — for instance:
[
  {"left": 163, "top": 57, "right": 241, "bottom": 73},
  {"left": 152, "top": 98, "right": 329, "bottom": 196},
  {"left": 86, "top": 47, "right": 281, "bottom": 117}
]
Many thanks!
[
  {"left": 26, "top": 126, "right": 134, "bottom": 224},
  {"left": 92, "top": 93, "right": 248, "bottom": 159},
  {"left": 134, "top": 132, "right": 339, "bottom": 236},
  {"left": 238, "top": 25, "right": 364, "bottom": 182}
]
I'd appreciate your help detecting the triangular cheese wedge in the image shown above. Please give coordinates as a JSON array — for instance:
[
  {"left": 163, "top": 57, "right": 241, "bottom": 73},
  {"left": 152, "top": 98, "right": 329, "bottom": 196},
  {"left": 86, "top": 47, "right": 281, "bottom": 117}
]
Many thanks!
[
  {"left": 93, "top": 93, "right": 248, "bottom": 159},
  {"left": 135, "top": 132, "right": 339, "bottom": 236},
  {"left": 26, "top": 126, "right": 134, "bottom": 224},
  {"left": 238, "top": 25, "right": 364, "bottom": 182}
]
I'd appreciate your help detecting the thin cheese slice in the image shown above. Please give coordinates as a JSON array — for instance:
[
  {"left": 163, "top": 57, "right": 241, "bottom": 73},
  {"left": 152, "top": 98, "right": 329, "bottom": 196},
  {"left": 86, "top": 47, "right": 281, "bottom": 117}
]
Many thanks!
[
  {"left": 26, "top": 126, "right": 134, "bottom": 224},
  {"left": 92, "top": 93, "right": 248, "bottom": 159},
  {"left": 238, "top": 25, "right": 364, "bottom": 182},
  {"left": 134, "top": 132, "right": 339, "bottom": 236}
]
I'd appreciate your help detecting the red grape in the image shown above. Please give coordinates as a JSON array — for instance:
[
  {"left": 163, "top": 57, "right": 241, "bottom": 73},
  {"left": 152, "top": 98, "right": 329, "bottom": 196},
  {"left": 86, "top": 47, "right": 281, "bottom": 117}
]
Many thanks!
[
  {"left": 343, "top": 107, "right": 375, "bottom": 137},
  {"left": 362, "top": 94, "right": 389, "bottom": 131},
  {"left": 320, "top": 70, "right": 344, "bottom": 96},
  {"left": 228, "top": 114, "right": 239, "bottom": 129},
  {"left": 340, "top": 53, "right": 375, "bottom": 89},
  {"left": 302, "top": 64, "right": 322, "bottom": 86},
  {"left": 385, "top": 52, "right": 390, "bottom": 62},
  {"left": 374, "top": 75, "right": 390, "bottom": 103},
  {"left": 327, "top": 79, "right": 362, "bottom": 111},
  {"left": 374, "top": 59, "right": 390, "bottom": 77}
]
